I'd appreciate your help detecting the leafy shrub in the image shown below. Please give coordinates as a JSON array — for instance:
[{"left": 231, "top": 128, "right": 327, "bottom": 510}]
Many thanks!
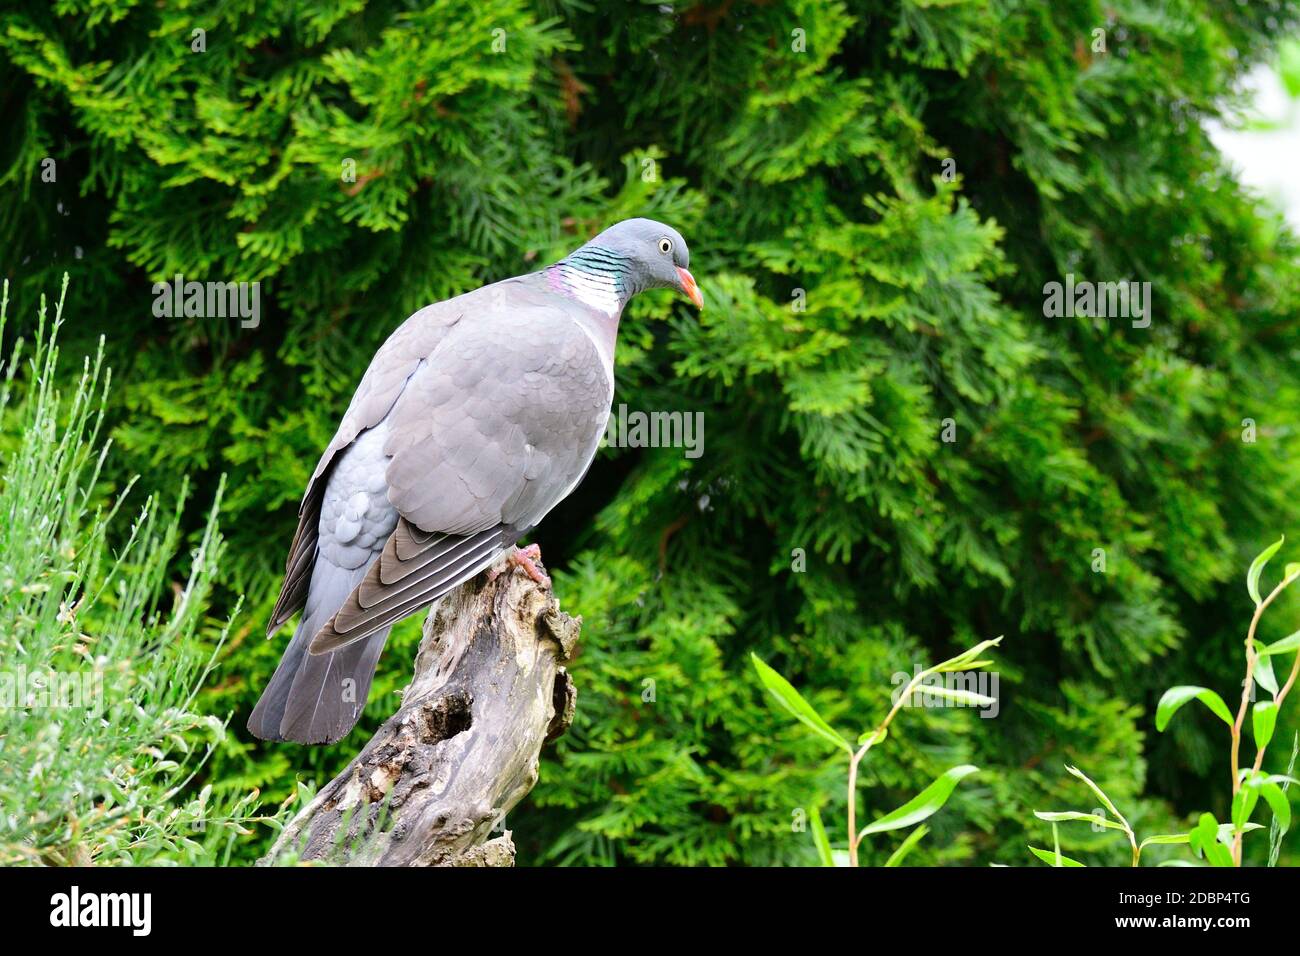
[
  {"left": 754, "top": 637, "right": 1000, "bottom": 865},
  {"left": 0, "top": 278, "right": 272, "bottom": 865}
]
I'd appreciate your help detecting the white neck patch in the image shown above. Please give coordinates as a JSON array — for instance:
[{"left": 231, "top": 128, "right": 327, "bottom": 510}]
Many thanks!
[{"left": 559, "top": 266, "right": 622, "bottom": 318}]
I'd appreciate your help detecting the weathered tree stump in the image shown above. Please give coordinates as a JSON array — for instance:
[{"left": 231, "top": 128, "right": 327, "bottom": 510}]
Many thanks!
[{"left": 260, "top": 553, "right": 579, "bottom": 867}]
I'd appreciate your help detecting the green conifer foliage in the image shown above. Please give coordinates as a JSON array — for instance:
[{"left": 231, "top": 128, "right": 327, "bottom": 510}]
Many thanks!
[{"left": 2, "top": 1, "right": 1299, "bottom": 865}]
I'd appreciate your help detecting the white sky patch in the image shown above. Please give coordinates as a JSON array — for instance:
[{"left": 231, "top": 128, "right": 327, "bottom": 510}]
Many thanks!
[{"left": 1206, "top": 58, "right": 1300, "bottom": 230}]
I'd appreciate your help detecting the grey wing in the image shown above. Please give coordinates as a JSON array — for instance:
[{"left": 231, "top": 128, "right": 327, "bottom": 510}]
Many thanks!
[
  {"left": 266, "top": 299, "right": 466, "bottom": 635},
  {"left": 249, "top": 422, "right": 402, "bottom": 743},
  {"left": 307, "top": 521, "right": 516, "bottom": 655},
  {"left": 309, "top": 305, "right": 613, "bottom": 654}
]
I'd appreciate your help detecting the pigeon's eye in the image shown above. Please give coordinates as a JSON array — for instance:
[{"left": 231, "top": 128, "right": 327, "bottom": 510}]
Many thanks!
[{"left": 658, "top": 237, "right": 673, "bottom": 256}]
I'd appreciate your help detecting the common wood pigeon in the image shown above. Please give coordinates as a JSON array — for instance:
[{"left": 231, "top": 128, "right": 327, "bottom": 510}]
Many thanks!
[{"left": 247, "top": 218, "right": 703, "bottom": 744}]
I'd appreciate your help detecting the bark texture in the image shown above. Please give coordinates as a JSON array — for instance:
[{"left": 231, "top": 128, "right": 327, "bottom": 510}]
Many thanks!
[{"left": 260, "top": 554, "right": 579, "bottom": 866}]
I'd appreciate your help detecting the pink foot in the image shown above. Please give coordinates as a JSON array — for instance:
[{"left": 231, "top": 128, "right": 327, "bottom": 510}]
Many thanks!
[{"left": 507, "top": 543, "right": 551, "bottom": 588}]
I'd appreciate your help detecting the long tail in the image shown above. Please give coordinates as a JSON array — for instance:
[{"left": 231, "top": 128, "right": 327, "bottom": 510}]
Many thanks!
[{"left": 247, "top": 558, "right": 390, "bottom": 745}]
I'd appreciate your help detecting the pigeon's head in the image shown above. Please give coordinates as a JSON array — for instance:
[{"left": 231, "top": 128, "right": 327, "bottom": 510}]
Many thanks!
[{"left": 584, "top": 218, "right": 704, "bottom": 309}]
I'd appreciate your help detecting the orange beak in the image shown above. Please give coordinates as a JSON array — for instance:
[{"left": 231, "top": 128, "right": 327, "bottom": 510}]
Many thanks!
[{"left": 677, "top": 267, "right": 704, "bottom": 310}]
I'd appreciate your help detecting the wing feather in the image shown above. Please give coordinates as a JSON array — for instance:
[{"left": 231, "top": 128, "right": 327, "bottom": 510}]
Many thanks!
[
  {"left": 265, "top": 301, "right": 467, "bottom": 634},
  {"left": 308, "top": 520, "right": 516, "bottom": 654},
  {"left": 381, "top": 302, "right": 612, "bottom": 536},
  {"left": 266, "top": 483, "right": 324, "bottom": 635}
]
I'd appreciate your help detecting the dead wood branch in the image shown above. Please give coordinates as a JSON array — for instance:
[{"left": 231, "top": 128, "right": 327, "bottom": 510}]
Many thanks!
[{"left": 260, "top": 554, "right": 579, "bottom": 866}]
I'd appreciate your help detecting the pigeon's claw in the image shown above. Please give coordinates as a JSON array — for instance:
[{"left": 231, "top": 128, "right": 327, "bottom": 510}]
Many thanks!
[{"left": 508, "top": 543, "right": 551, "bottom": 588}]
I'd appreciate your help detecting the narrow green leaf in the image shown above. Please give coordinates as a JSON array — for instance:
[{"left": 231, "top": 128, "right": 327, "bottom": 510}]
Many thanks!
[
  {"left": 809, "top": 805, "right": 835, "bottom": 867},
  {"left": 1255, "top": 653, "right": 1279, "bottom": 698},
  {"left": 857, "top": 726, "right": 887, "bottom": 746},
  {"left": 1260, "top": 630, "right": 1300, "bottom": 657},
  {"left": 1064, "top": 765, "right": 1129, "bottom": 830},
  {"left": 883, "top": 824, "right": 929, "bottom": 867},
  {"left": 1259, "top": 782, "right": 1291, "bottom": 836},
  {"left": 1206, "top": 843, "right": 1235, "bottom": 867},
  {"left": 859, "top": 765, "right": 978, "bottom": 836},
  {"left": 1155, "top": 686, "right": 1234, "bottom": 731},
  {"left": 1218, "top": 821, "right": 1263, "bottom": 841},
  {"left": 1248, "top": 536, "right": 1285, "bottom": 606},
  {"left": 1191, "top": 814, "right": 1236, "bottom": 867},
  {"left": 1028, "top": 846, "right": 1085, "bottom": 867},
  {"left": 913, "top": 684, "right": 997, "bottom": 707},
  {"left": 1189, "top": 813, "right": 1215, "bottom": 856},
  {"left": 1232, "top": 787, "right": 1260, "bottom": 831},
  {"left": 933, "top": 636, "right": 1004, "bottom": 672},
  {"left": 751, "top": 654, "right": 852, "bottom": 754},
  {"left": 1253, "top": 700, "right": 1278, "bottom": 749},
  {"left": 1033, "top": 810, "right": 1126, "bottom": 832},
  {"left": 1269, "top": 733, "right": 1298, "bottom": 867},
  {"left": 1139, "top": 833, "right": 1190, "bottom": 850}
]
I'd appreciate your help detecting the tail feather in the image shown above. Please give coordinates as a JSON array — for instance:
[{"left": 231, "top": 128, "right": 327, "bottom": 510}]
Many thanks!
[
  {"left": 278, "top": 626, "right": 390, "bottom": 744},
  {"left": 248, "top": 557, "right": 389, "bottom": 744}
]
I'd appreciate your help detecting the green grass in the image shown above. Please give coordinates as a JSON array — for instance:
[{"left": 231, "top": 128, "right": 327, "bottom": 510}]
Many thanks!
[{"left": 0, "top": 276, "right": 276, "bottom": 865}]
